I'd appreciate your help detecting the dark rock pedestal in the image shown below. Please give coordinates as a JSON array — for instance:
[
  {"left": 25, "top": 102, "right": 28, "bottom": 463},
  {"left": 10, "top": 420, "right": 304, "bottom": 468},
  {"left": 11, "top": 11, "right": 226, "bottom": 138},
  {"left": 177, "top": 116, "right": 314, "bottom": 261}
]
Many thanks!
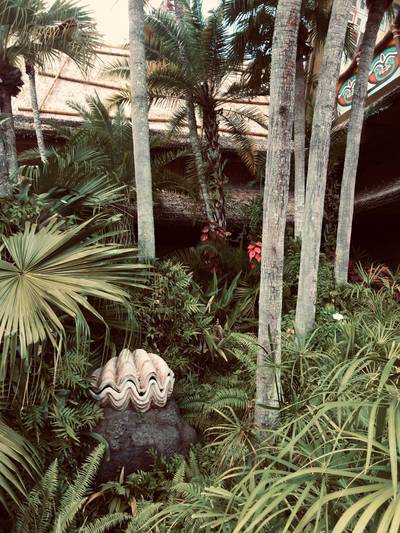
[{"left": 94, "top": 400, "right": 197, "bottom": 481}]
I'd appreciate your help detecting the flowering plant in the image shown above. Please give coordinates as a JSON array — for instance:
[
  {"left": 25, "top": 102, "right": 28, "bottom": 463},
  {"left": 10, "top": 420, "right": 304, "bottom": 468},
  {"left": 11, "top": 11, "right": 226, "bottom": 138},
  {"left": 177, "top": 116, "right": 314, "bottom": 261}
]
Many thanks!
[
  {"left": 200, "top": 224, "right": 228, "bottom": 242},
  {"left": 199, "top": 223, "right": 230, "bottom": 273},
  {"left": 247, "top": 241, "right": 262, "bottom": 270}
]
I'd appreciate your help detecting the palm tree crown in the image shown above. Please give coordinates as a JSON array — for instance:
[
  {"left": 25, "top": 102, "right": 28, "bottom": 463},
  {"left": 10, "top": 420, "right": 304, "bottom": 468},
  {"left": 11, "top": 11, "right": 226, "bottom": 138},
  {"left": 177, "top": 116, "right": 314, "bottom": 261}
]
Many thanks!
[
  {"left": 107, "top": 0, "right": 267, "bottom": 231},
  {"left": 0, "top": 0, "right": 100, "bottom": 176}
]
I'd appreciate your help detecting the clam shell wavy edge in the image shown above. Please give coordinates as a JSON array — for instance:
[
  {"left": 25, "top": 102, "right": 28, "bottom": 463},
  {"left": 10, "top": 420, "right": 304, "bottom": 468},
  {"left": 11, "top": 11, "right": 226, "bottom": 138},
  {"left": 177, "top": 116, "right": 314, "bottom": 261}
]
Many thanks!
[{"left": 90, "top": 349, "right": 175, "bottom": 413}]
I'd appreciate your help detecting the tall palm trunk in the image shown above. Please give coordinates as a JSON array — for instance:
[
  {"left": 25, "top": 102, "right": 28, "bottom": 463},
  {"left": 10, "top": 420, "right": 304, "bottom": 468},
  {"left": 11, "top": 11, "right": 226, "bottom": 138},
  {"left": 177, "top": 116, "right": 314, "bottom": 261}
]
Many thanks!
[
  {"left": 26, "top": 62, "right": 47, "bottom": 163},
  {"left": 203, "top": 100, "right": 226, "bottom": 231},
  {"left": 0, "top": 133, "right": 10, "bottom": 198},
  {"left": 0, "top": 88, "right": 18, "bottom": 179},
  {"left": 186, "top": 98, "right": 214, "bottom": 224},
  {"left": 295, "top": 0, "right": 352, "bottom": 338},
  {"left": 294, "top": 57, "right": 306, "bottom": 239},
  {"left": 305, "top": 0, "right": 333, "bottom": 107},
  {"left": 128, "top": 0, "right": 156, "bottom": 259},
  {"left": 255, "top": 0, "right": 301, "bottom": 431},
  {"left": 335, "top": 0, "right": 391, "bottom": 285},
  {"left": 0, "top": 60, "right": 22, "bottom": 188}
]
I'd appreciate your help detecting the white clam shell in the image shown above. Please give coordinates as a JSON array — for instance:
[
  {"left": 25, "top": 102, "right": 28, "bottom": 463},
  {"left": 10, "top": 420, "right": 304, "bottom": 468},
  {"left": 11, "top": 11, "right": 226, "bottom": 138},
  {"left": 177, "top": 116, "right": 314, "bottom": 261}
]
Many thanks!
[{"left": 90, "top": 349, "right": 175, "bottom": 412}]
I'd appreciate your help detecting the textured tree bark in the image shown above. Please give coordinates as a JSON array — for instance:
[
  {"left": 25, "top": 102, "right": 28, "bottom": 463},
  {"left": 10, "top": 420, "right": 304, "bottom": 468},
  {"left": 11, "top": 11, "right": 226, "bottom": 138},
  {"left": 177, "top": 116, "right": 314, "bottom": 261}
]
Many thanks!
[
  {"left": 335, "top": 0, "right": 391, "bottom": 285},
  {"left": 26, "top": 63, "right": 47, "bottom": 163},
  {"left": 185, "top": 98, "right": 214, "bottom": 224},
  {"left": 295, "top": 0, "right": 352, "bottom": 338},
  {"left": 255, "top": 0, "right": 301, "bottom": 431},
  {"left": 174, "top": 0, "right": 214, "bottom": 226},
  {"left": 294, "top": 57, "right": 306, "bottom": 239},
  {"left": 0, "top": 132, "right": 10, "bottom": 198},
  {"left": 203, "top": 101, "right": 226, "bottom": 230},
  {"left": 129, "top": 0, "right": 156, "bottom": 259},
  {"left": 305, "top": 0, "right": 333, "bottom": 106},
  {"left": 0, "top": 88, "right": 18, "bottom": 180}
]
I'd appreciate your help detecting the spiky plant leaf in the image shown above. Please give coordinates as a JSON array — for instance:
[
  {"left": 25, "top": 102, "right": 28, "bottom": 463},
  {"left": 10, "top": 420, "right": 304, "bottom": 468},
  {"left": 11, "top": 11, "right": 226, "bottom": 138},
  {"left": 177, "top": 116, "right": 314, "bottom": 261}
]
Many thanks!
[{"left": 0, "top": 420, "right": 40, "bottom": 513}]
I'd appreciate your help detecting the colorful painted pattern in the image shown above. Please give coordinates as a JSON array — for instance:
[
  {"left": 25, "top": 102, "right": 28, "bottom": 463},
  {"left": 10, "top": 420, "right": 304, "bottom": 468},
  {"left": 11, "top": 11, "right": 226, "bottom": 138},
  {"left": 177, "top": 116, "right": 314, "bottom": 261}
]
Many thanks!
[
  {"left": 369, "top": 46, "right": 399, "bottom": 85},
  {"left": 338, "top": 75, "right": 356, "bottom": 108},
  {"left": 337, "top": 42, "right": 400, "bottom": 114}
]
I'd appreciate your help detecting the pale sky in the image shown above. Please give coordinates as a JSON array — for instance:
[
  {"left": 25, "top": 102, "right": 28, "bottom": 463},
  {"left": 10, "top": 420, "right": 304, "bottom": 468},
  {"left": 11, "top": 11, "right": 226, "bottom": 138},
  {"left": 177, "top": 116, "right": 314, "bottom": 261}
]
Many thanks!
[{"left": 84, "top": 0, "right": 218, "bottom": 45}]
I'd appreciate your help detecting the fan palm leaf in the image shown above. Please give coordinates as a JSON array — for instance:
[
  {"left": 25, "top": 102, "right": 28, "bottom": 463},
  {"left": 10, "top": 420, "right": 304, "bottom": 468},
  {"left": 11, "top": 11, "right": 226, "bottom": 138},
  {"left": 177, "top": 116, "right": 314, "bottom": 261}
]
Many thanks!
[{"left": 0, "top": 218, "right": 147, "bottom": 379}]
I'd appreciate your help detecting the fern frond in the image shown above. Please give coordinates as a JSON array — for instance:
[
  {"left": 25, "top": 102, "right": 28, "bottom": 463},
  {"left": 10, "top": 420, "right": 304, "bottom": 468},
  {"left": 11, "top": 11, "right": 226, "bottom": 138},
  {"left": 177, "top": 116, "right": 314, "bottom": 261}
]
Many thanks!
[
  {"left": 15, "top": 459, "right": 58, "bottom": 533},
  {"left": 78, "top": 512, "right": 130, "bottom": 533},
  {"left": 59, "top": 445, "right": 105, "bottom": 513}
]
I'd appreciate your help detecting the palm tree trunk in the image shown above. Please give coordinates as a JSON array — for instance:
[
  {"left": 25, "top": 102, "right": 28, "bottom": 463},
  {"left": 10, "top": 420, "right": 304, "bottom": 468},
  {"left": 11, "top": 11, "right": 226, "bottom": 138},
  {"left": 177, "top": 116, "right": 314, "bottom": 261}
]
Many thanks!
[
  {"left": 0, "top": 133, "right": 10, "bottom": 198},
  {"left": 128, "top": 0, "right": 156, "bottom": 259},
  {"left": 295, "top": 0, "right": 352, "bottom": 338},
  {"left": 174, "top": 0, "right": 214, "bottom": 226},
  {"left": 255, "top": 0, "right": 301, "bottom": 431},
  {"left": 186, "top": 97, "right": 214, "bottom": 224},
  {"left": 335, "top": 1, "right": 391, "bottom": 285},
  {"left": 294, "top": 57, "right": 306, "bottom": 239},
  {"left": 305, "top": 0, "right": 333, "bottom": 106},
  {"left": 0, "top": 88, "right": 18, "bottom": 180},
  {"left": 203, "top": 101, "right": 226, "bottom": 231},
  {"left": 26, "top": 62, "right": 47, "bottom": 163}
]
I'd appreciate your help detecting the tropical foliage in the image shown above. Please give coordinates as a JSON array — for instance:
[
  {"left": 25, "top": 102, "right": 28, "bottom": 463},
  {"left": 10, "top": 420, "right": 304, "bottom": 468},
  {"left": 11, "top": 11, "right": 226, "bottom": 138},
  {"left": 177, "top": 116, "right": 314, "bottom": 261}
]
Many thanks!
[
  {"left": 0, "top": 420, "right": 40, "bottom": 511},
  {"left": 1, "top": 0, "right": 399, "bottom": 531},
  {"left": 19, "top": 95, "right": 195, "bottom": 198},
  {"left": 0, "top": 218, "right": 146, "bottom": 381},
  {"left": 117, "top": 276, "right": 400, "bottom": 532},
  {"left": 0, "top": 0, "right": 100, "bottom": 175},
  {"left": 15, "top": 445, "right": 129, "bottom": 532},
  {"left": 106, "top": 0, "right": 267, "bottom": 229}
]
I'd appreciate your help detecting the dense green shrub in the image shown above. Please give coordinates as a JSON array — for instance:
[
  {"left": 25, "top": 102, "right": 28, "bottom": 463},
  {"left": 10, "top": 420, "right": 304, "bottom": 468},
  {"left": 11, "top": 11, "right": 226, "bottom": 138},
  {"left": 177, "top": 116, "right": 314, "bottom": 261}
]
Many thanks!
[
  {"left": 135, "top": 260, "right": 212, "bottom": 373},
  {"left": 0, "top": 187, "right": 46, "bottom": 235},
  {"left": 11, "top": 347, "right": 103, "bottom": 467},
  {"left": 240, "top": 195, "right": 263, "bottom": 242},
  {"left": 134, "top": 261, "right": 255, "bottom": 371},
  {"left": 125, "top": 278, "right": 400, "bottom": 532}
]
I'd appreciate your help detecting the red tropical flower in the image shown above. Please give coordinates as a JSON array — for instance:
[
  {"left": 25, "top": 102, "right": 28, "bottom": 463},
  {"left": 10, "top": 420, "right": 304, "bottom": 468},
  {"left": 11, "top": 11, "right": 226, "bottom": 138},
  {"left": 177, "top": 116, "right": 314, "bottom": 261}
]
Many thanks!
[{"left": 247, "top": 241, "right": 262, "bottom": 269}]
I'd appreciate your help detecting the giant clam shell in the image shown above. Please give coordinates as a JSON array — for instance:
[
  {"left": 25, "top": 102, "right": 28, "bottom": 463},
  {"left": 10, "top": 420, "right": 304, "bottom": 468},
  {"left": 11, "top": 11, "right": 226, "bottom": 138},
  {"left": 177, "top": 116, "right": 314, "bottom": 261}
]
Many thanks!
[{"left": 90, "top": 349, "right": 175, "bottom": 412}]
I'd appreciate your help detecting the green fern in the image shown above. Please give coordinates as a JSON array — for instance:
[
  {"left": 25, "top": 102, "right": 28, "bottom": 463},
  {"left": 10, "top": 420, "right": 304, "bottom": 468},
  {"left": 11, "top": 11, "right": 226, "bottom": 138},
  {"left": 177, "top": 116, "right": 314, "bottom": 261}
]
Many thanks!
[
  {"left": 15, "top": 445, "right": 130, "bottom": 533},
  {"left": 15, "top": 459, "right": 58, "bottom": 533},
  {"left": 79, "top": 513, "right": 129, "bottom": 533},
  {"left": 18, "top": 347, "right": 103, "bottom": 462}
]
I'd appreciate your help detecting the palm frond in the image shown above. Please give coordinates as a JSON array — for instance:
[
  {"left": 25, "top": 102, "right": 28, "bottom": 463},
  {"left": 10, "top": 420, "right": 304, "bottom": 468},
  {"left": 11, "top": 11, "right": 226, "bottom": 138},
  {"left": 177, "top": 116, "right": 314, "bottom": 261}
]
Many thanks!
[
  {"left": 0, "top": 219, "right": 147, "bottom": 381},
  {"left": 219, "top": 110, "right": 258, "bottom": 175},
  {"left": 0, "top": 420, "right": 40, "bottom": 513},
  {"left": 102, "top": 57, "right": 130, "bottom": 81}
]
